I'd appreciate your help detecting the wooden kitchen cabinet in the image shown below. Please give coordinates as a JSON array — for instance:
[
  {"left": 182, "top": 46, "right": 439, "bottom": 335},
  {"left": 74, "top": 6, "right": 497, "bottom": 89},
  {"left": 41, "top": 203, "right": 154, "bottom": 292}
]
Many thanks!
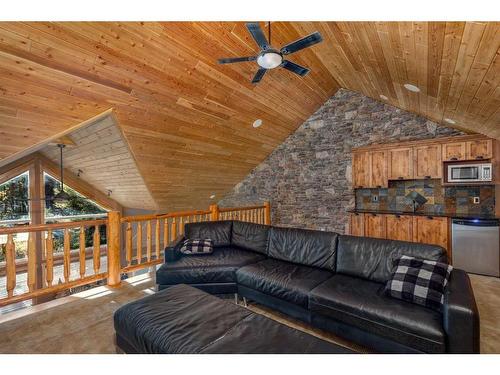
[
  {"left": 442, "top": 142, "right": 466, "bottom": 161},
  {"left": 412, "top": 216, "right": 449, "bottom": 253},
  {"left": 388, "top": 147, "right": 413, "bottom": 180},
  {"left": 386, "top": 215, "right": 413, "bottom": 242},
  {"left": 349, "top": 213, "right": 365, "bottom": 236},
  {"left": 414, "top": 144, "right": 442, "bottom": 179},
  {"left": 466, "top": 139, "right": 492, "bottom": 160},
  {"left": 364, "top": 213, "right": 386, "bottom": 239},
  {"left": 370, "top": 150, "right": 388, "bottom": 188},
  {"left": 352, "top": 152, "right": 370, "bottom": 188}
]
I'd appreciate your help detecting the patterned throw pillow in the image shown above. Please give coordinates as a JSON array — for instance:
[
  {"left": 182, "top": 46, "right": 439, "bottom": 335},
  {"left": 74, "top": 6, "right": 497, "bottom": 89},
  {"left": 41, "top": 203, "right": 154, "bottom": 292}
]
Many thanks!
[
  {"left": 180, "top": 239, "right": 214, "bottom": 255},
  {"left": 385, "top": 255, "right": 453, "bottom": 311}
]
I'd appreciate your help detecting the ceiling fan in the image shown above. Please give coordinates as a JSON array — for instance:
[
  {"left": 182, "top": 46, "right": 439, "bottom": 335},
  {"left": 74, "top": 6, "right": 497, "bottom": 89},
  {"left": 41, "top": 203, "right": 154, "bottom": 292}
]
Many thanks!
[{"left": 218, "top": 22, "right": 323, "bottom": 84}]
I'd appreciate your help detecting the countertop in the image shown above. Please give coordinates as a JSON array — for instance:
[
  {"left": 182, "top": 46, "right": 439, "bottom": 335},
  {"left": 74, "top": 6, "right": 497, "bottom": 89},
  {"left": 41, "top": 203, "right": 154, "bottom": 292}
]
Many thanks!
[{"left": 348, "top": 208, "right": 500, "bottom": 220}]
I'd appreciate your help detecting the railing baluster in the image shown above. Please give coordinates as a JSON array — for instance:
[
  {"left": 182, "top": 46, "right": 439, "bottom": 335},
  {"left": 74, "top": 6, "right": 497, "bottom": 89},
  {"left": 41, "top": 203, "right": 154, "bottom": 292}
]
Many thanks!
[
  {"left": 93, "top": 225, "right": 100, "bottom": 274},
  {"left": 6, "top": 234, "right": 16, "bottom": 298},
  {"left": 136, "top": 222, "right": 143, "bottom": 264},
  {"left": 126, "top": 222, "right": 132, "bottom": 266},
  {"left": 163, "top": 218, "right": 169, "bottom": 247},
  {"left": 63, "top": 229, "right": 70, "bottom": 283},
  {"left": 46, "top": 230, "right": 54, "bottom": 287},
  {"left": 155, "top": 219, "right": 161, "bottom": 260},
  {"left": 171, "top": 217, "right": 177, "bottom": 240},
  {"left": 146, "top": 220, "right": 152, "bottom": 262},
  {"left": 179, "top": 216, "right": 184, "bottom": 236},
  {"left": 79, "top": 226, "right": 86, "bottom": 278},
  {"left": 27, "top": 232, "right": 37, "bottom": 292}
]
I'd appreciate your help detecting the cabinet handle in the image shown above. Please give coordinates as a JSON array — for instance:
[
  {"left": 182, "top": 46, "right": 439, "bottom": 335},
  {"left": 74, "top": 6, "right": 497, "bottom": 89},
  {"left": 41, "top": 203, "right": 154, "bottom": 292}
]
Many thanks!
[
  {"left": 395, "top": 215, "right": 401, "bottom": 218},
  {"left": 376, "top": 185, "right": 382, "bottom": 188},
  {"left": 371, "top": 213, "right": 377, "bottom": 217},
  {"left": 398, "top": 176, "right": 404, "bottom": 180},
  {"left": 476, "top": 156, "right": 484, "bottom": 160},
  {"left": 450, "top": 157, "right": 458, "bottom": 161},
  {"left": 426, "top": 216, "right": 434, "bottom": 220},
  {"left": 424, "top": 175, "right": 431, "bottom": 179}
]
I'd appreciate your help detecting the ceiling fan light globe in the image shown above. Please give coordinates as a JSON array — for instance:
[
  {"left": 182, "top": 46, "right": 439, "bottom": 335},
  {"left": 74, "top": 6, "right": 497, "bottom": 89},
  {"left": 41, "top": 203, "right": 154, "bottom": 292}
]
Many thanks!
[{"left": 257, "top": 52, "right": 283, "bottom": 69}]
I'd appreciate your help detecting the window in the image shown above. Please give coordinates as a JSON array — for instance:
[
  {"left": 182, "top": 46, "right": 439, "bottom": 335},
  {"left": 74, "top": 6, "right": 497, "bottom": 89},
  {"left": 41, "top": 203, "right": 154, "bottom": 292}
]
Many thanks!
[
  {"left": 44, "top": 172, "right": 107, "bottom": 220},
  {"left": 0, "top": 171, "right": 30, "bottom": 223},
  {"left": 43, "top": 172, "right": 108, "bottom": 253},
  {"left": 0, "top": 171, "right": 30, "bottom": 264}
]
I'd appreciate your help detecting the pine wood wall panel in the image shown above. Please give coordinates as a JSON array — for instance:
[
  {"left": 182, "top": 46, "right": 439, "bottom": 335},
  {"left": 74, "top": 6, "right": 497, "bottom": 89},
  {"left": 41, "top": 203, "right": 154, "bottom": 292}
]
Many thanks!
[{"left": 0, "top": 22, "right": 498, "bottom": 210}]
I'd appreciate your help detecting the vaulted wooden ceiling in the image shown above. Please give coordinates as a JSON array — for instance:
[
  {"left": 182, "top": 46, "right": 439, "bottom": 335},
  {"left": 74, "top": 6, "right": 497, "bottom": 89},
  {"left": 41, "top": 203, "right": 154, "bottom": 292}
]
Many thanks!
[{"left": 0, "top": 22, "right": 498, "bottom": 210}]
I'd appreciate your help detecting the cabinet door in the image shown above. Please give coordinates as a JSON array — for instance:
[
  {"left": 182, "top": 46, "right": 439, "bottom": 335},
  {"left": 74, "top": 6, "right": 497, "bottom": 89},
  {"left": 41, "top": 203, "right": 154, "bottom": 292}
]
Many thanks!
[
  {"left": 370, "top": 150, "right": 388, "bottom": 188},
  {"left": 352, "top": 152, "right": 370, "bottom": 188},
  {"left": 412, "top": 216, "right": 449, "bottom": 253},
  {"left": 388, "top": 147, "right": 413, "bottom": 180},
  {"left": 442, "top": 142, "right": 466, "bottom": 161},
  {"left": 364, "top": 213, "right": 386, "bottom": 239},
  {"left": 466, "top": 139, "right": 492, "bottom": 160},
  {"left": 414, "top": 144, "right": 442, "bottom": 179},
  {"left": 350, "top": 213, "right": 365, "bottom": 236},
  {"left": 386, "top": 215, "right": 413, "bottom": 242}
]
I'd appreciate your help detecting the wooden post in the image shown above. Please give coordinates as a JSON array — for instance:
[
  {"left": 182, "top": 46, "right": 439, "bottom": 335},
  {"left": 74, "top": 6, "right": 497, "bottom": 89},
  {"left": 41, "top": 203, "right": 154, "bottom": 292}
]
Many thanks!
[
  {"left": 264, "top": 201, "right": 271, "bottom": 225},
  {"left": 210, "top": 204, "right": 219, "bottom": 221},
  {"left": 107, "top": 211, "right": 122, "bottom": 287}
]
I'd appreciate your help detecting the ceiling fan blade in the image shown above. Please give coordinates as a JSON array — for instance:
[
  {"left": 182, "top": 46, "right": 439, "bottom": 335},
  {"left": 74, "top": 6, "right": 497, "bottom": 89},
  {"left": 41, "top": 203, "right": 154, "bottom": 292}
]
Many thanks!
[
  {"left": 218, "top": 56, "right": 257, "bottom": 64},
  {"left": 281, "top": 60, "right": 310, "bottom": 76},
  {"left": 246, "top": 23, "right": 269, "bottom": 50},
  {"left": 280, "top": 32, "right": 323, "bottom": 55},
  {"left": 251, "top": 68, "right": 267, "bottom": 84}
]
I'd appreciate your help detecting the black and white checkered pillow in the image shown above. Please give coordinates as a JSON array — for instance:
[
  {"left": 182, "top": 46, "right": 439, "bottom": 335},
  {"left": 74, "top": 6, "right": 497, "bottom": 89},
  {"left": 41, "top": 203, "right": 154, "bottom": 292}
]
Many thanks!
[
  {"left": 385, "top": 255, "right": 453, "bottom": 311},
  {"left": 180, "top": 239, "right": 213, "bottom": 255}
]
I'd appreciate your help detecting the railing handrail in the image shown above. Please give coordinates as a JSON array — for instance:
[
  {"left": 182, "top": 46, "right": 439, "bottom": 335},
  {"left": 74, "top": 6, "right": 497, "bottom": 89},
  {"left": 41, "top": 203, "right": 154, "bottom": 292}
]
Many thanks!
[
  {"left": 121, "top": 209, "right": 212, "bottom": 223},
  {"left": 218, "top": 204, "right": 266, "bottom": 212},
  {"left": 0, "top": 218, "right": 108, "bottom": 235}
]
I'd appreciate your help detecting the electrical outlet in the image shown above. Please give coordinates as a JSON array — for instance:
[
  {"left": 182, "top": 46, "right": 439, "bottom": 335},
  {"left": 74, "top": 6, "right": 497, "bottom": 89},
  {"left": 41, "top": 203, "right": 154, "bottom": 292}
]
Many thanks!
[
  {"left": 473, "top": 197, "right": 480, "bottom": 204},
  {"left": 372, "top": 195, "right": 379, "bottom": 203}
]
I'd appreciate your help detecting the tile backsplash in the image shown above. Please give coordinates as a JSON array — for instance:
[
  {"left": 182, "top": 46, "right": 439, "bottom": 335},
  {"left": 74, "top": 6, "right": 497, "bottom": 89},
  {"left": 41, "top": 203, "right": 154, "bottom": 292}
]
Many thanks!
[{"left": 355, "top": 179, "right": 495, "bottom": 216}]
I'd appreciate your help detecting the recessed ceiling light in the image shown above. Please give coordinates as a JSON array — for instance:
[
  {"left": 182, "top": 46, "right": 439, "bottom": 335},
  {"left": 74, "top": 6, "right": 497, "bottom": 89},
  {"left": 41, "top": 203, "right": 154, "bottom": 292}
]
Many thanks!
[
  {"left": 379, "top": 94, "right": 388, "bottom": 100},
  {"left": 444, "top": 118, "right": 456, "bottom": 124},
  {"left": 404, "top": 84, "right": 420, "bottom": 93},
  {"left": 252, "top": 119, "right": 263, "bottom": 128},
  {"left": 209, "top": 194, "right": 216, "bottom": 199}
]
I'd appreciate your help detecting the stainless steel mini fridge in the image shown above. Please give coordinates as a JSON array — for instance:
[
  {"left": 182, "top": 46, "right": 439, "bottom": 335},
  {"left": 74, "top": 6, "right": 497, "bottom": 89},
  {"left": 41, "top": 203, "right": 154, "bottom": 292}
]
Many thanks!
[{"left": 452, "top": 218, "right": 500, "bottom": 277}]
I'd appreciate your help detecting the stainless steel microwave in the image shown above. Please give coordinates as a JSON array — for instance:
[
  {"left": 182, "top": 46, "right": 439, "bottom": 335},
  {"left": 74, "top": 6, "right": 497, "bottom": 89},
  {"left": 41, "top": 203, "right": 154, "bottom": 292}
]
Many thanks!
[{"left": 447, "top": 163, "right": 493, "bottom": 183}]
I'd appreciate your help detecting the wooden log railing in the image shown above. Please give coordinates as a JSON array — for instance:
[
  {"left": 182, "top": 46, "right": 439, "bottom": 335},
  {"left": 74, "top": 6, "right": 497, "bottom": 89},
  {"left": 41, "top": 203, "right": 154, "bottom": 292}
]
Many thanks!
[
  {"left": 218, "top": 202, "right": 270, "bottom": 224},
  {"left": 0, "top": 202, "right": 270, "bottom": 308},
  {"left": 0, "top": 219, "right": 108, "bottom": 307},
  {"left": 120, "top": 209, "right": 213, "bottom": 273}
]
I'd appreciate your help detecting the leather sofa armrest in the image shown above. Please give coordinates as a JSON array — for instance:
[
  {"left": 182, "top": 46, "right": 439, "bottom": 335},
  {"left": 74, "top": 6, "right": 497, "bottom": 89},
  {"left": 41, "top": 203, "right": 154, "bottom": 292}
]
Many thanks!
[
  {"left": 164, "top": 235, "right": 185, "bottom": 262},
  {"left": 442, "top": 269, "right": 480, "bottom": 353}
]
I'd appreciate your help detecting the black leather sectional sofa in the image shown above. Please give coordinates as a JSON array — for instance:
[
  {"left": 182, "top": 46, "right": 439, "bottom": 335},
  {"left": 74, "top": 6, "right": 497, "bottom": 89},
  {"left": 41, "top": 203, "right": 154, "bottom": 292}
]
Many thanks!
[{"left": 156, "top": 220, "right": 480, "bottom": 353}]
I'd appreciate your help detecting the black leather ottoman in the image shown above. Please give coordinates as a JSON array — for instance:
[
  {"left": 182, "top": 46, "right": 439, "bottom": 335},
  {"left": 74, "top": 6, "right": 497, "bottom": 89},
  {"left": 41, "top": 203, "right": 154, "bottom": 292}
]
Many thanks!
[{"left": 114, "top": 284, "right": 353, "bottom": 354}]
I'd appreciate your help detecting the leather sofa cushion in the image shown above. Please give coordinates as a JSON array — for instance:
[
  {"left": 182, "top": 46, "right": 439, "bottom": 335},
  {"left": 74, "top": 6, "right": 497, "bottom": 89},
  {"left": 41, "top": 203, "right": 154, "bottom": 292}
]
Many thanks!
[
  {"left": 236, "top": 258, "right": 333, "bottom": 307},
  {"left": 156, "top": 246, "right": 265, "bottom": 285},
  {"left": 231, "top": 220, "right": 270, "bottom": 255},
  {"left": 267, "top": 226, "right": 338, "bottom": 271},
  {"left": 185, "top": 221, "right": 232, "bottom": 247},
  {"left": 309, "top": 274, "right": 446, "bottom": 353},
  {"left": 336, "top": 235, "right": 446, "bottom": 283}
]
